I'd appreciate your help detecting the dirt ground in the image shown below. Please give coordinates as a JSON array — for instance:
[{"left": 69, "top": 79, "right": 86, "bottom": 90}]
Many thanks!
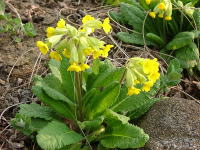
[{"left": 0, "top": 0, "right": 200, "bottom": 149}]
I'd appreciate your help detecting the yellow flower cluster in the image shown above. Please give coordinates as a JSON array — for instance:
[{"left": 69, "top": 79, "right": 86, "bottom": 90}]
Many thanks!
[
  {"left": 126, "top": 57, "right": 160, "bottom": 96},
  {"left": 36, "top": 15, "right": 113, "bottom": 72},
  {"left": 147, "top": 0, "right": 172, "bottom": 20}
]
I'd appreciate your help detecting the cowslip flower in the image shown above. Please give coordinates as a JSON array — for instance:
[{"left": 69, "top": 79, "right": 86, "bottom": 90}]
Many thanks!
[
  {"left": 149, "top": 0, "right": 172, "bottom": 20},
  {"left": 158, "top": 3, "right": 166, "bottom": 10},
  {"left": 149, "top": 12, "right": 156, "bottom": 18},
  {"left": 102, "top": 18, "right": 112, "bottom": 34},
  {"left": 128, "top": 87, "right": 141, "bottom": 95},
  {"left": 50, "top": 51, "right": 62, "bottom": 61},
  {"left": 36, "top": 41, "right": 49, "bottom": 55},
  {"left": 165, "top": 16, "right": 172, "bottom": 20},
  {"left": 101, "top": 44, "right": 114, "bottom": 57},
  {"left": 46, "top": 27, "right": 55, "bottom": 37},
  {"left": 80, "top": 63, "right": 90, "bottom": 71},
  {"left": 67, "top": 63, "right": 82, "bottom": 72},
  {"left": 36, "top": 16, "right": 113, "bottom": 72},
  {"left": 82, "top": 15, "right": 95, "bottom": 24},
  {"left": 145, "top": 0, "right": 151, "bottom": 5},
  {"left": 126, "top": 57, "right": 160, "bottom": 96},
  {"left": 57, "top": 19, "right": 66, "bottom": 28}
]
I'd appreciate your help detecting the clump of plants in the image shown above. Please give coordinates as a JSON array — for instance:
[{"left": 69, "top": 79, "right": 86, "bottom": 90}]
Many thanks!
[
  {"left": 0, "top": 0, "right": 36, "bottom": 42},
  {"left": 10, "top": 15, "right": 170, "bottom": 150},
  {"left": 110, "top": 0, "right": 200, "bottom": 74}
]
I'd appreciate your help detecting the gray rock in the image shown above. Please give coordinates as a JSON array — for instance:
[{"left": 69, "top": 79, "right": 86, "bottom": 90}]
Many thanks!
[{"left": 138, "top": 98, "right": 200, "bottom": 150}]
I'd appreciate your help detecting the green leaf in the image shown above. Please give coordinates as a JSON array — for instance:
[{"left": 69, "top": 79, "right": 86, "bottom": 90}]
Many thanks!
[
  {"left": 175, "top": 42, "right": 199, "bottom": 68},
  {"left": 48, "top": 58, "right": 75, "bottom": 101},
  {"left": 23, "top": 22, "right": 37, "bottom": 37},
  {"left": 42, "top": 82, "right": 75, "bottom": 106},
  {"left": 79, "top": 116, "right": 104, "bottom": 130},
  {"left": 128, "top": 98, "right": 158, "bottom": 119},
  {"left": 146, "top": 32, "right": 165, "bottom": 47},
  {"left": 111, "top": 93, "right": 154, "bottom": 112},
  {"left": 32, "top": 84, "right": 75, "bottom": 120},
  {"left": 34, "top": 75, "right": 75, "bottom": 106},
  {"left": 60, "top": 143, "right": 82, "bottom": 150},
  {"left": 117, "top": 32, "right": 155, "bottom": 46},
  {"left": 48, "top": 59, "right": 62, "bottom": 81},
  {"left": 120, "top": 3, "right": 145, "bottom": 32},
  {"left": 104, "top": 109, "right": 130, "bottom": 124},
  {"left": 60, "top": 57, "right": 75, "bottom": 101},
  {"left": 11, "top": 114, "right": 49, "bottom": 136},
  {"left": 166, "top": 32, "right": 195, "bottom": 50},
  {"left": 92, "top": 58, "right": 100, "bottom": 75},
  {"left": 193, "top": 9, "right": 200, "bottom": 30},
  {"left": 160, "top": 59, "right": 182, "bottom": 90},
  {"left": 100, "top": 123, "right": 149, "bottom": 149},
  {"left": 37, "top": 120, "right": 83, "bottom": 150},
  {"left": 87, "top": 59, "right": 121, "bottom": 90},
  {"left": 19, "top": 103, "right": 55, "bottom": 120},
  {"left": 83, "top": 88, "right": 98, "bottom": 108},
  {"left": 175, "top": 42, "right": 199, "bottom": 60},
  {"left": 91, "top": 67, "right": 125, "bottom": 89},
  {"left": 88, "top": 82, "right": 120, "bottom": 119}
]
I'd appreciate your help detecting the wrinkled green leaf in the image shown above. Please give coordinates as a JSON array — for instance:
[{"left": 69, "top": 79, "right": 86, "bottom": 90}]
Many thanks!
[
  {"left": 101, "top": 123, "right": 149, "bottom": 149},
  {"left": 37, "top": 121, "right": 83, "bottom": 150}
]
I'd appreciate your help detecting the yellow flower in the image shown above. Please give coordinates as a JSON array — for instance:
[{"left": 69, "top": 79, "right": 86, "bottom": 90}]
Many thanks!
[
  {"left": 145, "top": 0, "right": 151, "bottom": 5},
  {"left": 148, "top": 72, "right": 160, "bottom": 83},
  {"left": 57, "top": 19, "right": 66, "bottom": 28},
  {"left": 50, "top": 51, "right": 62, "bottom": 61},
  {"left": 82, "top": 15, "right": 95, "bottom": 24},
  {"left": 102, "top": 18, "right": 112, "bottom": 34},
  {"left": 100, "top": 44, "right": 114, "bottom": 57},
  {"left": 83, "top": 48, "right": 94, "bottom": 56},
  {"left": 142, "top": 81, "right": 154, "bottom": 92},
  {"left": 149, "top": 12, "right": 156, "bottom": 18},
  {"left": 158, "top": 3, "right": 166, "bottom": 10},
  {"left": 143, "top": 58, "right": 159, "bottom": 74},
  {"left": 67, "top": 63, "right": 81, "bottom": 72},
  {"left": 36, "top": 41, "right": 49, "bottom": 55},
  {"left": 128, "top": 87, "right": 141, "bottom": 95},
  {"left": 103, "top": 44, "right": 114, "bottom": 52},
  {"left": 46, "top": 27, "right": 55, "bottom": 37},
  {"left": 93, "top": 50, "right": 101, "bottom": 59},
  {"left": 62, "top": 49, "right": 71, "bottom": 58},
  {"left": 134, "top": 80, "right": 140, "bottom": 85},
  {"left": 80, "top": 63, "right": 90, "bottom": 71},
  {"left": 165, "top": 16, "right": 172, "bottom": 21}
]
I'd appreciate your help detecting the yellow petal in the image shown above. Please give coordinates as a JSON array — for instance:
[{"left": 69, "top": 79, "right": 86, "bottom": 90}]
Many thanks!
[
  {"left": 149, "top": 12, "right": 156, "bottom": 18},
  {"left": 80, "top": 63, "right": 90, "bottom": 71},
  {"left": 50, "top": 51, "right": 62, "bottom": 61},
  {"left": 57, "top": 19, "right": 66, "bottom": 28},
  {"left": 67, "top": 63, "right": 81, "bottom": 72},
  {"left": 128, "top": 87, "right": 141, "bottom": 95},
  {"left": 158, "top": 3, "right": 166, "bottom": 10},
  {"left": 165, "top": 16, "right": 172, "bottom": 21},
  {"left": 145, "top": 0, "right": 151, "bottom": 5},
  {"left": 102, "top": 18, "right": 112, "bottom": 34},
  {"left": 36, "top": 41, "right": 49, "bottom": 55},
  {"left": 82, "top": 15, "right": 95, "bottom": 24},
  {"left": 46, "top": 27, "right": 55, "bottom": 37}
]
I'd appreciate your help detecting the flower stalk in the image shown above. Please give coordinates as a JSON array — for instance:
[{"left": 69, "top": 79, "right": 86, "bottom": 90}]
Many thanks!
[{"left": 75, "top": 72, "right": 84, "bottom": 121}]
